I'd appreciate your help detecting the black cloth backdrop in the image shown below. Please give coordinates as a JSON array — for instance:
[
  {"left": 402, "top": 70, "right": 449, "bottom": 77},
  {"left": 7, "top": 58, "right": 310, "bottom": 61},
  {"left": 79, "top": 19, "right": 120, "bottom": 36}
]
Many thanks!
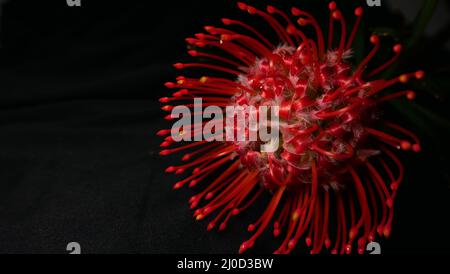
[{"left": 0, "top": 0, "right": 448, "bottom": 253}]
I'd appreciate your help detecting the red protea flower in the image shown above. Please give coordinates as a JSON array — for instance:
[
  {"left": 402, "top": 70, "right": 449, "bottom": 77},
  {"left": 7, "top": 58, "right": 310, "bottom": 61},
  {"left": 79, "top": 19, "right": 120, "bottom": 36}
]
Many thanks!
[{"left": 159, "top": 2, "right": 424, "bottom": 254}]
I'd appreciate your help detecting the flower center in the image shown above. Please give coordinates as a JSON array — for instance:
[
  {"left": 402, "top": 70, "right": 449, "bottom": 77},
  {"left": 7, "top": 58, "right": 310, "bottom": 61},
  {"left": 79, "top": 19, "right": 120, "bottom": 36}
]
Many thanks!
[{"left": 232, "top": 46, "right": 374, "bottom": 190}]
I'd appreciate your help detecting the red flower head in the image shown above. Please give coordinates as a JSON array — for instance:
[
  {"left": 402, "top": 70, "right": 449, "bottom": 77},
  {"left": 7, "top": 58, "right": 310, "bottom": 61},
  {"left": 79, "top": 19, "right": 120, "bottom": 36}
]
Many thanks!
[{"left": 159, "top": 2, "right": 424, "bottom": 254}]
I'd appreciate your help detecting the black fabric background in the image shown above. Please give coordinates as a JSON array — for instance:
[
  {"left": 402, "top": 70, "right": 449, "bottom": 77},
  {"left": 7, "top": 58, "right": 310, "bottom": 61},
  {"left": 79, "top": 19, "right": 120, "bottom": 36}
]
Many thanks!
[{"left": 0, "top": 0, "right": 449, "bottom": 254}]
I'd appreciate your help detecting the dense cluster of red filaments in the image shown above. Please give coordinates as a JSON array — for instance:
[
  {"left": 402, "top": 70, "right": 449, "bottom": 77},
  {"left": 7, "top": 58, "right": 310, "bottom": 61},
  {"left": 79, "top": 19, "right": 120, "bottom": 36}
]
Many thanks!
[{"left": 158, "top": 2, "right": 424, "bottom": 254}]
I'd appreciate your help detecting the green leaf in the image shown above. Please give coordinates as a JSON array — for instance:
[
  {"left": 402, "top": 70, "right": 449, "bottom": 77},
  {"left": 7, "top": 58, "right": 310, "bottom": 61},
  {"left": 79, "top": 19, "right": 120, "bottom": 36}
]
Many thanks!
[{"left": 407, "top": 0, "right": 439, "bottom": 50}]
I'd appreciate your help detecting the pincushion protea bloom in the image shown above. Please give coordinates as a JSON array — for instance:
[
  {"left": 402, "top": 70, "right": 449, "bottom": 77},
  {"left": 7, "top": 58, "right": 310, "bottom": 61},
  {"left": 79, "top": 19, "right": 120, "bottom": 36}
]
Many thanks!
[{"left": 158, "top": 1, "right": 424, "bottom": 254}]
